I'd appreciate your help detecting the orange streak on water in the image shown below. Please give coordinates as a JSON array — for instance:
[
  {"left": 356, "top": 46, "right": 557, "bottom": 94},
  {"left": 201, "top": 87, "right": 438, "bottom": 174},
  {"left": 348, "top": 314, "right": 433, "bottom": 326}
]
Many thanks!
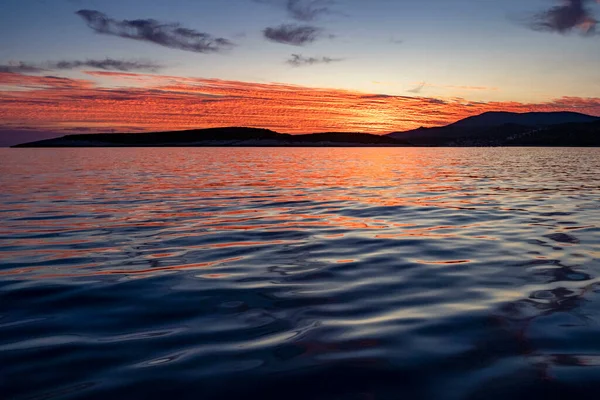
[{"left": 7, "top": 257, "right": 245, "bottom": 279}]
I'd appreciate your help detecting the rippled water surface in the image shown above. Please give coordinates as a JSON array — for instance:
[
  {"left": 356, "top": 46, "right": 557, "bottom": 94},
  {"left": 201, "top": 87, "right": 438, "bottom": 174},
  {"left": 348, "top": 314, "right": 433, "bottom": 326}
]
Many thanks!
[{"left": 2, "top": 148, "right": 600, "bottom": 399}]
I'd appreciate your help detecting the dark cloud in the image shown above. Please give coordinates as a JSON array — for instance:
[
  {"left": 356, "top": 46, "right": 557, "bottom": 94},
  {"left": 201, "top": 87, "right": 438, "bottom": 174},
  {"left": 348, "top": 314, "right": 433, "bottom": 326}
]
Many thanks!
[
  {"left": 531, "top": 0, "right": 598, "bottom": 34},
  {"left": 286, "top": 54, "right": 342, "bottom": 66},
  {"left": 407, "top": 82, "right": 426, "bottom": 94},
  {"left": 423, "top": 98, "right": 447, "bottom": 105},
  {"left": 76, "top": 10, "right": 235, "bottom": 53},
  {"left": 52, "top": 59, "right": 163, "bottom": 72},
  {"left": 286, "top": 0, "right": 335, "bottom": 21},
  {"left": 361, "top": 94, "right": 395, "bottom": 99},
  {"left": 254, "top": 0, "right": 335, "bottom": 22},
  {"left": 0, "top": 59, "right": 163, "bottom": 73},
  {"left": 0, "top": 62, "right": 46, "bottom": 74},
  {"left": 264, "top": 24, "right": 322, "bottom": 45}
]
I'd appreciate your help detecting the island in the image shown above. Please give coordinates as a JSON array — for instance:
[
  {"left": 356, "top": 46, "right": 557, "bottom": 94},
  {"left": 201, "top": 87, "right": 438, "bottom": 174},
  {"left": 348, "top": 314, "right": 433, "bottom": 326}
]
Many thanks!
[{"left": 12, "top": 111, "right": 600, "bottom": 147}]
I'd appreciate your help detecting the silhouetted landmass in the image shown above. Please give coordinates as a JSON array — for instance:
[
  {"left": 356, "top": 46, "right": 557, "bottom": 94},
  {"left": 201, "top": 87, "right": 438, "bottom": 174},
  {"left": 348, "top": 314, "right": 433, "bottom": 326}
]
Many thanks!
[
  {"left": 11, "top": 111, "right": 600, "bottom": 147},
  {"left": 14, "top": 127, "right": 407, "bottom": 147},
  {"left": 505, "top": 120, "right": 600, "bottom": 146},
  {"left": 387, "top": 111, "right": 600, "bottom": 146},
  {"left": 451, "top": 111, "right": 597, "bottom": 128},
  {"left": 292, "top": 132, "right": 402, "bottom": 144}
]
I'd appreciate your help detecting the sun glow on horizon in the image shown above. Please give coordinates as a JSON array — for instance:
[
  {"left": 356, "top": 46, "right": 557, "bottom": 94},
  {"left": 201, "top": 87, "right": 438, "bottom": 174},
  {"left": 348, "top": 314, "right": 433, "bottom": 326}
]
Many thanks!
[{"left": 1, "top": 71, "right": 600, "bottom": 135}]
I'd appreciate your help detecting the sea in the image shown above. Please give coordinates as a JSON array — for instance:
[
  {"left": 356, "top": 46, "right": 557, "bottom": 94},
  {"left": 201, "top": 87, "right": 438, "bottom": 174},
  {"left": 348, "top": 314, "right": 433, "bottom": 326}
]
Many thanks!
[{"left": 1, "top": 147, "right": 600, "bottom": 400}]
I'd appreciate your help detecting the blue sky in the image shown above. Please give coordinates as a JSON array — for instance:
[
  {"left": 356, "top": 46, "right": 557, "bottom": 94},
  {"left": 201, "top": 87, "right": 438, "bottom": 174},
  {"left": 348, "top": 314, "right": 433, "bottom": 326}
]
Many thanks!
[
  {"left": 1, "top": 0, "right": 599, "bottom": 102},
  {"left": 1, "top": 0, "right": 600, "bottom": 139}
]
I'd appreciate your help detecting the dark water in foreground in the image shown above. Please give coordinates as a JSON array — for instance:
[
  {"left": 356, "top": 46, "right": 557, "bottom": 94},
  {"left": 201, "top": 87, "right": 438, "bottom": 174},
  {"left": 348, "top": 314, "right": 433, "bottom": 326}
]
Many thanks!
[{"left": 1, "top": 148, "right": 600, "bottom": 400}]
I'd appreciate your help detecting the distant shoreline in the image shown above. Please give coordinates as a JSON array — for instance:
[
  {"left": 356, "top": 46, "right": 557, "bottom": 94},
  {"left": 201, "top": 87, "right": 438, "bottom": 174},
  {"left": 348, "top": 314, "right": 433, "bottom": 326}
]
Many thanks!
[
  {"left": 12, "top": 145, "right": 600, "bottom": 148},
  {"left": 12, "top": 111, "right": 600, "bottom": 148},
  {"left": 12, "top": 145, "right": 411, "bottom": 148}
]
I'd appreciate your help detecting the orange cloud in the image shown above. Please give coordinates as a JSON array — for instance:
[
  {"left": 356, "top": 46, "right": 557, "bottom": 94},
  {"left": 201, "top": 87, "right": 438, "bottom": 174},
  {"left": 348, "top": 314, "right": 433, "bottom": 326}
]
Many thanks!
[{"left": 1, "top": 71, "right": 599, "bottom": 134}]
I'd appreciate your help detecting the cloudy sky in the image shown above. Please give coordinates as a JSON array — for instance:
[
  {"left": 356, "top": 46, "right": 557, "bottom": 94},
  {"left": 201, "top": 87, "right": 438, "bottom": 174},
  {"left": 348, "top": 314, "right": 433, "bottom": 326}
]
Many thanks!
[{"left": 1, "top": 0, "right": 600, "bottom": 135}]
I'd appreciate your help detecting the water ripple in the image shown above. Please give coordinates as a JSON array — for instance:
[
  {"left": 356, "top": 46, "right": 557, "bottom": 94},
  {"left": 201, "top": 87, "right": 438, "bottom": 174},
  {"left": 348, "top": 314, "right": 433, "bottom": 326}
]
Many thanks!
[{"left": 1, "top": 148, "right": 600, "bottom": 399}]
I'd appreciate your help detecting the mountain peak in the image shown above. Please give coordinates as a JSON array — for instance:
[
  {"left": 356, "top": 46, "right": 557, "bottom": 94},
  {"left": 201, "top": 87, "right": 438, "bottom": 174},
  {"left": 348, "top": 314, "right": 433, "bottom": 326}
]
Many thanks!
[
  {"left": 386, "top": 111, "right": 600, "bottom": 145},
  {"left": 449, "top": 111, "right": 598, "bottom": 129}
]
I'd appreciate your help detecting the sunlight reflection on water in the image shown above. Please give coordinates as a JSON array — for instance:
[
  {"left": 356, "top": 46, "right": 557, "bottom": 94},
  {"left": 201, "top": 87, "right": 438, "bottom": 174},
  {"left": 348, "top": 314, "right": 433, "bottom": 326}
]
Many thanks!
[{"left": 1, "top": 148, "right": 600, "bottom": 399}]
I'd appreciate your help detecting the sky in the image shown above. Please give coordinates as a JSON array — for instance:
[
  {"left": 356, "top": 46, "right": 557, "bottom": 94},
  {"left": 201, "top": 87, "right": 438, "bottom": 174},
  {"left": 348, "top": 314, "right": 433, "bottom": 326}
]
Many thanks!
[{"left": 1, "top": 0, "right": 600, "bottom": 136}]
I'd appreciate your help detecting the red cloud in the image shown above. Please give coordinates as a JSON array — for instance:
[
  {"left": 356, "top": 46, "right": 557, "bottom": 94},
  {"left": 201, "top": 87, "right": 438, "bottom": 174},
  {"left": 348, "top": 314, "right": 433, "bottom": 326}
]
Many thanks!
[{"left": 1, "top": 71, "right": 600, "bottom": 134}]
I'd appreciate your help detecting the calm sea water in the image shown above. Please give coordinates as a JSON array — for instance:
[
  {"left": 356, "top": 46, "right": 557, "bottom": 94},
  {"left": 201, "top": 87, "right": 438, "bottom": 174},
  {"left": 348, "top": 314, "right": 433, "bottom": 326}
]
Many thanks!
[{"left": 1, "top": 148, "right": 600, "bottom": 400}]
